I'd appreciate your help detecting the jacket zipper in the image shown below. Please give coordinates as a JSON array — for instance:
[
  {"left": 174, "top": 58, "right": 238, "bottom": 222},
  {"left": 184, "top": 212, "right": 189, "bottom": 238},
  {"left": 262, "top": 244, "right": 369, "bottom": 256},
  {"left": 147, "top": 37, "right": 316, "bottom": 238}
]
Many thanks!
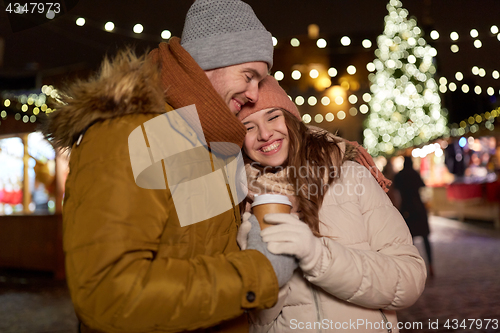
[
  {"left": 309, "top": 283, "right": 323, "bottom": 333},
  {"left": 379, "top": 310, "right": 392, "bottom": 333}
]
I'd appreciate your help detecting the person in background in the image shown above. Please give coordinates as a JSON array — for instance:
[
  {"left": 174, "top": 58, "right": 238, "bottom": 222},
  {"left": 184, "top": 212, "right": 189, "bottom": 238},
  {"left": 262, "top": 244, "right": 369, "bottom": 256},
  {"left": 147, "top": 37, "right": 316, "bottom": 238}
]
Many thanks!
[
  {"left": 393, "top": 156, "right": 434, "bottom": 277},
  {"left": 237, "top": 76, "right": 427, "bottom": 332},
  {"left": 42, "top": 1, "right": 297, "bottom": 332},
  {"left": 382, "top": 157, "right": 401, "bottom": 208}
]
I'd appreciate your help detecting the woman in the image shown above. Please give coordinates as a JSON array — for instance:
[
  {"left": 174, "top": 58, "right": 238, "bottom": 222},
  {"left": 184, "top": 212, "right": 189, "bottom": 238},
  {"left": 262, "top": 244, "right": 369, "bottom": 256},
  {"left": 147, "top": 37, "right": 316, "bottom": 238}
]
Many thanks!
[{"left": 237, "top": 76, "right": 426, "bottom": 333}]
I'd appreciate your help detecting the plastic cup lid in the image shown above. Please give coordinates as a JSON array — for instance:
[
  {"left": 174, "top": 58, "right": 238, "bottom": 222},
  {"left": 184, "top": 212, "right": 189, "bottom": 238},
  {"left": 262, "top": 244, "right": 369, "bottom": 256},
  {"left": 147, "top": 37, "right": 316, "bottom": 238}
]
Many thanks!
[{"left": 251, "top": 194, "right": 293, "bottom": 207}]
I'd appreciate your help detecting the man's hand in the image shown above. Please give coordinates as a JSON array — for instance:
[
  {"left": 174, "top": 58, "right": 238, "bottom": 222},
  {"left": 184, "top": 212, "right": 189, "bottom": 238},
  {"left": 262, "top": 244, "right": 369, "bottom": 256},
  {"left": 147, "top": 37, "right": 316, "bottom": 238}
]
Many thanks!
[{"left": 246, "top": 214, "right": 297, "bottom": 287}]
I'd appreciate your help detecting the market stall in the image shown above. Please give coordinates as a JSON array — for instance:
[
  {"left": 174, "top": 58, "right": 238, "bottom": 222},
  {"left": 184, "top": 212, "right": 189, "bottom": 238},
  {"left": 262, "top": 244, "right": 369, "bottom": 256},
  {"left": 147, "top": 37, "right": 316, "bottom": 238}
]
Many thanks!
[{"left": 0, "top": 129, "right": 68, "bottom": 278}]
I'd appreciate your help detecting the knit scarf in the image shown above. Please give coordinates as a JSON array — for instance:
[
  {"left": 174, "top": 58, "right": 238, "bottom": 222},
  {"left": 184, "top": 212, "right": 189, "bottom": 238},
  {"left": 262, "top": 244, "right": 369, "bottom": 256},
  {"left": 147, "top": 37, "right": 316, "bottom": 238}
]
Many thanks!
[{"left": 148, "top": 37, "right": 246, "bottom": 155}]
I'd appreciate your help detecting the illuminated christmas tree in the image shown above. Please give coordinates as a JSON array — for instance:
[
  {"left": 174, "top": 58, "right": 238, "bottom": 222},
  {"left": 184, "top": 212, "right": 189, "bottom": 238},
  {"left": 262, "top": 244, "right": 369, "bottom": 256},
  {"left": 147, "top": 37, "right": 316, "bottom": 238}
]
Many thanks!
[{"left": 363, "top": 0, "right": 448, "bottom": 156}]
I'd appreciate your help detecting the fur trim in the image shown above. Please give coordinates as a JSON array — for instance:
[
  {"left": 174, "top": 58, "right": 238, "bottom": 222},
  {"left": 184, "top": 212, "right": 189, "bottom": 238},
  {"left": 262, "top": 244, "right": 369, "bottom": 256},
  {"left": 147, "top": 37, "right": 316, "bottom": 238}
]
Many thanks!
[
  {"left": 306, "top": 126, "right": 359, "bottom": 162},
  {"left": 42, "top": 49, "right": 166, "bottom": 149},
  {"left": 343, "top": 140, "right": 359, "bottom": 162}
]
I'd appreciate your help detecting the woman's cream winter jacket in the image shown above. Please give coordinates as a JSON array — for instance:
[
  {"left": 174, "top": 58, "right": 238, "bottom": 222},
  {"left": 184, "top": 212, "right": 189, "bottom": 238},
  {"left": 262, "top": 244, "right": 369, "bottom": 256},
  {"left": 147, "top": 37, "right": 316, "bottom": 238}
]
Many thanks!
[{"left": 248, "top": 161, "right": 427, "bottom": 333}]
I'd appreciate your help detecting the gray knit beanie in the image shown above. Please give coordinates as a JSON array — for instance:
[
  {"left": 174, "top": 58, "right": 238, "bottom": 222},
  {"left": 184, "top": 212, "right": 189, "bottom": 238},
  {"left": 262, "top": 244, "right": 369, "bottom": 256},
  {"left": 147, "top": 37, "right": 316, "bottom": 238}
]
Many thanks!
[{"left": 181, "top": 0, "right": 273, "bottom": 71}]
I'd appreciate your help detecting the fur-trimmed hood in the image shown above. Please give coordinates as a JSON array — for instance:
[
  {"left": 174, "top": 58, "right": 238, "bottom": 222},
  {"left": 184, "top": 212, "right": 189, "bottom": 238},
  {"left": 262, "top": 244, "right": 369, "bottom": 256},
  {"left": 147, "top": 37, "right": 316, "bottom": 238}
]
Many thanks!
[
  {"left": 42, "top": 50, "right": 165, "bottom": 150},
  {"left": 307, "top": 125, "right": 358, "bottom": 162}
]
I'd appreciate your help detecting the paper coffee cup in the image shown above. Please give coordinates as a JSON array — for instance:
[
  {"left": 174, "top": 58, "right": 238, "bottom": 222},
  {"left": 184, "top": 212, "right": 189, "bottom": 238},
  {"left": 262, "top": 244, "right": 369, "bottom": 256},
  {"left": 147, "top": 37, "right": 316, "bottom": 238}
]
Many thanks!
[{"left": 251, "top": 194, "right": 292, "bottom": 229}]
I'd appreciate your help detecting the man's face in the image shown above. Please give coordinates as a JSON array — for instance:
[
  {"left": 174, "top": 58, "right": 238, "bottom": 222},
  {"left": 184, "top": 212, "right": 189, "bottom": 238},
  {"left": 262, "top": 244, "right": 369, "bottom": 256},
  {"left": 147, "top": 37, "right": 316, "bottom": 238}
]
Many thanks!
[{"left": 205, "top": 61, "right": 268, "bottom": 115}]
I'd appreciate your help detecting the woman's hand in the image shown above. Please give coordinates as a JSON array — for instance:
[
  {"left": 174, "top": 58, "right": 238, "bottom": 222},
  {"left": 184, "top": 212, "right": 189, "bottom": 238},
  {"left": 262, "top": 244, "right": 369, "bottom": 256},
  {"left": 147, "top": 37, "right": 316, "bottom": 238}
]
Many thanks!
[
  {"left": 262, "top": 213, "right": 323, "bottom": 274},
  {"left": 237, "top": 212, "right": 253, "bottom": 250}
]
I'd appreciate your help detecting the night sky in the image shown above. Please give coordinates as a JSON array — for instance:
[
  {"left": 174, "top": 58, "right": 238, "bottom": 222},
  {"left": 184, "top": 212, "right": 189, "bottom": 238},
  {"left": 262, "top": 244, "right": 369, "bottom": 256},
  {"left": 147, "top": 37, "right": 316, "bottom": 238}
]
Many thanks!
[{"left": 1, "top": 0, "right": 499, "bottom": 124}]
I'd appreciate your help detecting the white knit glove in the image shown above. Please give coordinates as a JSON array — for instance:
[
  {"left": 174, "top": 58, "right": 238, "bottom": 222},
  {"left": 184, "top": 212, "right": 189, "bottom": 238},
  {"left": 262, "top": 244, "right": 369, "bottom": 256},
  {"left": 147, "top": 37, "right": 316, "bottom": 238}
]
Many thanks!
[
  {"left": 261, "top": 213, "right": 323, "bottom": 274},
  {"left": 237, "top": 212, "right": 252, "bottom": 250}
]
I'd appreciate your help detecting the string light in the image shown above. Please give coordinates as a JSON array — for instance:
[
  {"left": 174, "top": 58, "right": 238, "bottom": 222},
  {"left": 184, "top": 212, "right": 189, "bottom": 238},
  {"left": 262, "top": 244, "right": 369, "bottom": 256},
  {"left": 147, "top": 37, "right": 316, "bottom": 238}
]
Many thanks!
[
  {"left": 133, "top": 24, "right": 143, "bottom": 34},
  {"left": 0, "top": 85, "right": 59, "bottom": 128},
  {"left": 340, "top": 36, "right": 351, "bottom": 46},
  {"left": 2, "top": 17, "right": 497, "bottom": 140},
  {"left": 295, "top": 96, "right": 304, "bottom": 106},
  {"left": 274, "top": 71, "right": 284, "bottom": 81},
  {"left": 161, "top": 30, "right": 171, "bottom": 39},
  {"left": 314, "top": 114, "right": 323, "bottom": 123},
  {"left": 430, "top": 30, "right": 439, "bottom": 40},
  {"left": 450, "top": 107, "right": 500, "bottom": 136},
  {"left": 63, "top": 15, "right": 500, "bottom": 48},
  {"left": 309, "top": 69, "right": 319, "bottom": 79},
  {"left": 104, "top": 21, "right": 114, "bottom": 31},
  {"left": 302, "top": 114, "right": 312, "bottom": 124},
  {"left": 308, "top": 96, "right": 317, "bottom": 106},
  {"left": 362, "top": 39, "right": 372, "bottom": 48},
  {"left": 46, "top": 10, "right": 55, "bottom": 20},
  {"left": 290, "top": 38, "right": 300, "bottom": 47},
  {"left": 76, "top": 17, "right": 85, "bottom": 26},
  {"left": 328, "top": 67, "right": 337, "bottom": 77},
  {"left": 316, "top": 38, "right": 327, "bottom": 48},
  {"left": 346, "top": 65, "right": 356, "bottom": 75}
]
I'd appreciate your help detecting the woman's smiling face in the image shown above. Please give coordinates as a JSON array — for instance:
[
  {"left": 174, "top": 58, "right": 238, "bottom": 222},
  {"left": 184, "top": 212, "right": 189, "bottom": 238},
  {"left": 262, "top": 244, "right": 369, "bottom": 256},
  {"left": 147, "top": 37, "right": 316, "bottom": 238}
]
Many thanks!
[{"left": 242, "top": 108, "right": 289, "bottom": 167}]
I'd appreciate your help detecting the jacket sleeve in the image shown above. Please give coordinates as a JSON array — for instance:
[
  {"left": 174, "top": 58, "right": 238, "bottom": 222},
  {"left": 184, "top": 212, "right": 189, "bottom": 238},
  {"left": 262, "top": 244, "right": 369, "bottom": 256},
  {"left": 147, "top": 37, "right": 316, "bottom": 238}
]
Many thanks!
[
  {"left": 248, "top": 285, "right": 290, "bottom": 333},
  {"left": 304, "top": 163, "right": 426, "bottom": 310},
  {"left": 63, "top": 120, "right": 278, "bottom": 332}
]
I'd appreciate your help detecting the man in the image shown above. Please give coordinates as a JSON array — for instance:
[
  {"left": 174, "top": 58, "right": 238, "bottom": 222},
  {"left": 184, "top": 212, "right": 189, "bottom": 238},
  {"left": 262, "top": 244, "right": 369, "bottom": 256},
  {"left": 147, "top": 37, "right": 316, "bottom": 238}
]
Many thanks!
[{"left": 43, "top": 0, "right": 296, "bottom": 332}]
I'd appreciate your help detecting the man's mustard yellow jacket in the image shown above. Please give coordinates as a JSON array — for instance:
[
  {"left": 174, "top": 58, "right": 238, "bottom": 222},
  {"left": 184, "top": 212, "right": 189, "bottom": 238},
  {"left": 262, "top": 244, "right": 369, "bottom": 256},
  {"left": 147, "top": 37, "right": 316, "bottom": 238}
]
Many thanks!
[{"left": 43, "top": 50, "right": 278, "bottom": 332}]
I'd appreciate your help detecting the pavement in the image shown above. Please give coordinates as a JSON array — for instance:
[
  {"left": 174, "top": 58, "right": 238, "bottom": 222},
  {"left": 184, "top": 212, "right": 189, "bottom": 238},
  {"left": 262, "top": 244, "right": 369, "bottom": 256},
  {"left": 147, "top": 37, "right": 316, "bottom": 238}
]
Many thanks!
[
  {"left": 397, "top": 216, "right": 500, "bottom": 333},
  {"left": 1, "top": 215, "right": 499, "bottom": 333}
]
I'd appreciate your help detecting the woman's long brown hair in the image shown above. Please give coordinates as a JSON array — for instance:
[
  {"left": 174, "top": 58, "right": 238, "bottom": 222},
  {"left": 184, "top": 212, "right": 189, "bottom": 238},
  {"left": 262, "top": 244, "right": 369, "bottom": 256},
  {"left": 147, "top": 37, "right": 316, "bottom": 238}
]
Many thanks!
[{"left": 282, "top": 110, "right": 346, "bottom": 237}]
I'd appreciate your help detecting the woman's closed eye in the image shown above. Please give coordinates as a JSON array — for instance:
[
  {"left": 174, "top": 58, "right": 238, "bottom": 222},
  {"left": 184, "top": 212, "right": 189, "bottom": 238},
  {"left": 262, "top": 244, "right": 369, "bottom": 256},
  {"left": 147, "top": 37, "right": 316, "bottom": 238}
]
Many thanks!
[{"left": 268, "top": 114, "right": 281, "bottom": 122}]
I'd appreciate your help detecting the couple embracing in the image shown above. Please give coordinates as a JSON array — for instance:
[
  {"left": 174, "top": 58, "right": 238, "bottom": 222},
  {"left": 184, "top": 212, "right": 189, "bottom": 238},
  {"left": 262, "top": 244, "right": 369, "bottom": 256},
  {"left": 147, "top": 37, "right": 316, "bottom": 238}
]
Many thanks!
[{"left": 43, "top": 0, "right": 426, "bottom": 332}]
